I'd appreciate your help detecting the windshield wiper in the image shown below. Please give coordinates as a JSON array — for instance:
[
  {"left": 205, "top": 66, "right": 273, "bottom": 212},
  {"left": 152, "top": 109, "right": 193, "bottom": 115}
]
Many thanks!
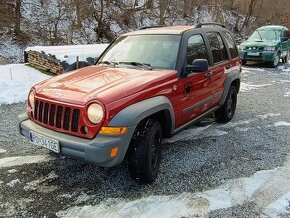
[
  {"left": 119, "top": 61, "right": 153, "bottom": 70},
  {"left": 98, "top": 61, "right": 119, "bottom": 67}
]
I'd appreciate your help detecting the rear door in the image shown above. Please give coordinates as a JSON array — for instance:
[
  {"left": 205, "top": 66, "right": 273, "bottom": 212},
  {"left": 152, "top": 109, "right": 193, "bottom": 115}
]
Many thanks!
[{"left": 203, "top": 31, "right": 230, "bottom": 110}]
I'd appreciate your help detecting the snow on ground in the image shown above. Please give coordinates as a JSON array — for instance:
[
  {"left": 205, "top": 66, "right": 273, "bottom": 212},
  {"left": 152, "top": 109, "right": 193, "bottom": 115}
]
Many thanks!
[
  {"left": 0, "top": 64, "right": 50, "bottom": 105},
  {"left": 0, "top": 148, "right": 7, "bottom": 154},
  {"left": 26, "top": 44, "right": 109, "bottom": 65},
  {"left": 7, "top": 169, "right": 18, "bottom": 174},
  {"left": 240, "top": 82, "right": 272, "bottom": 92},
  {"left": 257, "top": 113, "right": 281, "bottom": 120},
  {"left": 284, "top": 91, "right": 290, "bottom": 97},
  {"left": 6, "top": 179, "right": 21, "bottom": 188},
  {"left": 0, "top": 155, "right": 50, "bottom": 169},
  {"left": 278, "top": 65, "right": 290, "bottom": 72},
  {"left": 57, "top": 156, "right": 290, "bottom": 218},
  {"left": 274, "top": 121, "right": 290, "bottom": 127},
  {"left": 23, "top": 171, "right": 58, "bottom": 193}
]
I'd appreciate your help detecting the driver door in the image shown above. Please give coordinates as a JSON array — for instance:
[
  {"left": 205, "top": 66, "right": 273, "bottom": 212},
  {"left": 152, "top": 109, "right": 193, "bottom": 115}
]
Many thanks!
[{"left": 173, "top": 34, "right": 213, "bottom": 127}]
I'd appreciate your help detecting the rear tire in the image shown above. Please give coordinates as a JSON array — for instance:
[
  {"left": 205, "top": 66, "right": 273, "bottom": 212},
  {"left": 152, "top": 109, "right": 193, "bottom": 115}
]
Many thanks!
[
  {"left": 128, "top": 119, "right": 162, "bottom": 184},
  {"left": 215, "top": 86, "right": 237, "bottom": 123}
]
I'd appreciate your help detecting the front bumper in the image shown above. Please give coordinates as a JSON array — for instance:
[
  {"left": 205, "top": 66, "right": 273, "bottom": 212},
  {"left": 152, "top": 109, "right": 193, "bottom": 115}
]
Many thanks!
[
  {"left": 239, "top": 51, "right": 276, "bottom": 62},
  {"left": 18, "top": 113, "right": 136, "bottom": 167}
]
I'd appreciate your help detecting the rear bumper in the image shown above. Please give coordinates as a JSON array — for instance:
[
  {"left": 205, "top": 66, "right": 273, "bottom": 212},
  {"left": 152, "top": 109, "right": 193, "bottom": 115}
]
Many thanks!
[
  {"left": 18, "top": 113, "right": 136, "bottom": 167},
  {"left": 239, "top": 51, "right": 276, "bottom": 62}
]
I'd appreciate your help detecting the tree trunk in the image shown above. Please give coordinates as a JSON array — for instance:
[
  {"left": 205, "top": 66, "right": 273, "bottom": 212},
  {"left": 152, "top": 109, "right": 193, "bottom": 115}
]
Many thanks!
[
  {"left": 14, "top": 0, "right": 21, "bottom": 37},
  {"left": 159, "top": 0, "right": 166, "bottom": 25}
]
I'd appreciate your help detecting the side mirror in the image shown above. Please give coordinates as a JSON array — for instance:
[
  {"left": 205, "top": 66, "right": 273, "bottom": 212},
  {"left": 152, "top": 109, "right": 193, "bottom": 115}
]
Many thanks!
[
  {"left": 281, "top": 37, "right": 289, "bottom": 42},
  {"left": 185, "top": 59, "right": 209, "bottom": 76}
]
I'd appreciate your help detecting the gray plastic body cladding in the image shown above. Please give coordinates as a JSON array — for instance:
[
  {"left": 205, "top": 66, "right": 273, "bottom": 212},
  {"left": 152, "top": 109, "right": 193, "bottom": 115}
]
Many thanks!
[
  {"left": 109, "top": 96, "right": 175, "bottom": 133},
  {"left": 18, "top": 114, "right": 136, "bottom": 167},
  {"left": 219, "top": 70, "right": 241, "bottom": 106}
]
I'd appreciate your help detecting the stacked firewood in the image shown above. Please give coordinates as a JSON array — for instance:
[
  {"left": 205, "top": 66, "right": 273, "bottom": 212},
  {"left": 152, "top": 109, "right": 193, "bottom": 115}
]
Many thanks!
[{"left": 26, "top": 50, "right": 64, "bottom": 74}]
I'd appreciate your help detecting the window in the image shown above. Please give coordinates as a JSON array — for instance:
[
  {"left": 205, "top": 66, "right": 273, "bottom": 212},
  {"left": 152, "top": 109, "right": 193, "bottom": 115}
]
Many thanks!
[
  {"left": 99, "top": 35, "right": 181, "bottom": 70},
  {"left": 186, "top": 34, "right": 208, "bottom": 65},
  {"left": 282, "top": 30, "right": 290, "bottom": 39},
  {"left": 207, "top": 32, "right": 229, "bottom": 64},
  {"left": 224, "top": 32, "right": 239, "bottom": 58}
]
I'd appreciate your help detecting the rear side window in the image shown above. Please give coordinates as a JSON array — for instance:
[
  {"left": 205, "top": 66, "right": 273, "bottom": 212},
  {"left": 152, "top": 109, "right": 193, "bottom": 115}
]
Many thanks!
[
  {"left": 207, "top": 32, "right": 229, "bottom": 64},
  {"left": 282, "top": 30, "right": 290, "bottom": 38},
  {"left": 186, "top": 34, "right": 208, "bottom": 65},
  {"left": 223, "top": 32, "right": 239, "bottom": 58}
]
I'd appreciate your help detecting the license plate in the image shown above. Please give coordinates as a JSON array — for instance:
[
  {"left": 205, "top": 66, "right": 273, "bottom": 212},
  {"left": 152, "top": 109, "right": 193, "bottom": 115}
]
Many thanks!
[
  {"left": 247, "top": 52, "right": 260, "bottom": 56},
  {"left": 29, "top": 131, "right": 60, "bottom": 153}
]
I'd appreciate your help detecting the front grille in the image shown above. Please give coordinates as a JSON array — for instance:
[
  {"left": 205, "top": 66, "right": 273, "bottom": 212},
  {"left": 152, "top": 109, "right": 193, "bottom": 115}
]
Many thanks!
[
  {"left": 33, "top": 99, "right": 80, "bottom": 133},
  {"left": 246, "top": 46, "right": 264, "bottom": 51}
]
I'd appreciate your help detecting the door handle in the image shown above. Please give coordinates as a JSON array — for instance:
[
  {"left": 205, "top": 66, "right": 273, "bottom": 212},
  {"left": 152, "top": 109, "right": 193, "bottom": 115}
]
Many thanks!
[{"left": 205, "top": 72, "right": 213, "bottom": 78}]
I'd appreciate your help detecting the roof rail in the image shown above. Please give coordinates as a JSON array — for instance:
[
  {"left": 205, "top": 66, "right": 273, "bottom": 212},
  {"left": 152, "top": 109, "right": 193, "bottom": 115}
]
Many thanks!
[
  {"left": 139, "top": 25, "right": 166, "bottom": 30},
  {"left": 195, "top": 22, "right": 226, "bottom": 28}
]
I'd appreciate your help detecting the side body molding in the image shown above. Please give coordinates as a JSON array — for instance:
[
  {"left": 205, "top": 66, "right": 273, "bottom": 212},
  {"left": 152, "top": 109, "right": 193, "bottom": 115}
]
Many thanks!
[{"left": 108, "top": 96, "right": 175, "bottom": 133}]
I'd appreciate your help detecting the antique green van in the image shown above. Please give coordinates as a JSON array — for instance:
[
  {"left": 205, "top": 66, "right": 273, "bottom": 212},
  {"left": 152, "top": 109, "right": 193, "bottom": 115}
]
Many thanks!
[{"left": 239, "top": 25, "right": 290, "bottom": 67}]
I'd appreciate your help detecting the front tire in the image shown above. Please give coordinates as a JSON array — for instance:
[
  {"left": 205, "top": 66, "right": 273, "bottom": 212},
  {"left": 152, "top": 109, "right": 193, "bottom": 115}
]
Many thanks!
[
  {"left": 215, "top": 86, "right": 237, "bottom": 123},
  {"left": 282, "top": 51, "right": 289, "bottom": 64},
  {"left": 128, "top": 119, "right": 162, "bottom": 184},
  {"left": 271, "top": 52, "right": 280, "bottom": 68}
]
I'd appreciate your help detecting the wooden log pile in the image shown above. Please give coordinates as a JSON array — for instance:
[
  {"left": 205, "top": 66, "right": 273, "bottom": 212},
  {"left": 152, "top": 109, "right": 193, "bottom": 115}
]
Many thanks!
[{"left": 27, "top": 50, "right": 64, "bottom": 74}]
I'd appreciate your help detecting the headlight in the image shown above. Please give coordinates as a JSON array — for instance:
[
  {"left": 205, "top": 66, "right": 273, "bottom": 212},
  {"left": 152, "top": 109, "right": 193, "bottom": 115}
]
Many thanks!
[
  {"left": 28, "top": 91, "right": 35, "bottom": 107},
  {"left": 87, "top": 103, "right": 104, "bottom": 124},
  {"left": 238, "top": 45, "right": 245, "bottom": 51},
  {"left": 264, "top": 46, "right": 275, "bottom": 51}
]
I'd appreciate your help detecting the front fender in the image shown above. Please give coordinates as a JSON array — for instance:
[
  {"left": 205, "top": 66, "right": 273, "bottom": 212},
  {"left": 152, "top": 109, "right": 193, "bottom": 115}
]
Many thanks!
[{"left": 108, "top": 96, "right": 175, "bottom": 133}]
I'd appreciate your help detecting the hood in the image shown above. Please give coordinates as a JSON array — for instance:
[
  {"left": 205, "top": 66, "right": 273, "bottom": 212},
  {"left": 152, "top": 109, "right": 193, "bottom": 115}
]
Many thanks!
[
  {"left": 241, "top": 40, "right": 278, "bottom": 48},
  {"left": 34, "top": 66, "right": 177, "bottom": 105}
]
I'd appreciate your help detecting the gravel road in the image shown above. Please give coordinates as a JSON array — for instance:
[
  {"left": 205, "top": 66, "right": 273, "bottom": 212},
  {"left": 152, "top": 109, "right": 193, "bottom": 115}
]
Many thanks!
[{"left": 1, "top": 64, "right": 290, "bottom": 217}]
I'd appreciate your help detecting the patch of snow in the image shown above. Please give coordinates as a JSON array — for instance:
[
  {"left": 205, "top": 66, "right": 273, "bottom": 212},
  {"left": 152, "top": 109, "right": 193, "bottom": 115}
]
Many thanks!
[
  {"left": 274, "top": 121, "right": 290, "bottom": 127},
  {"left": 0, "top": 155, "right": 50, "bottom": 169},
  {"left": 74, "top": 193, "right": 97, "bottom": 205},
  {"left": 278, "top": 65, "right": 290, "bottom": 72},
  {"left": 258, "top": 113, "right": 281, "bottom": 120},
  {"left": 6, "top": 179, "right": 21, "bottom": 187},
  {"left": 243, "top": 67, "right": 266, "bottom": 72},
  {"left": 0, "top": 148, "right": 7, "bottom": 154},
  {"left": 165, "top": 125, "right": 227, "bottom": 143},
  {"left": 278, "top": 80, "right": 290, "bottom": 83},
  {"left": 235, "top": 127, "right": 250, "bottom": 132},
  {"left": 57, "top": 156, "right": 290, "bottom": 218},
  {"left": 240, "top": 82, "right": 272, "bottom": 92},
  {"left": 26, "top": 44, "right": 109, "bottom": 65},
  {"left": 0, "top": 180, "right": 4, "bottom": 186},
  {"left": 24, "top": 171, "right": 58, "bottom": 192},
  {"left": 284, "top": 91, "right": 290, "bottom": 97},
  {"left": 8, "top": 169, "right": 18, "bottom": 174},
  {"left": 221, "top": 120, "right": 253, "bottom": 128},
  {"left": 0, "top": 64, "right": 50, "bottom": 105},
  {"left": 262, "top": 192, "right": 290, "bottom": 217}
]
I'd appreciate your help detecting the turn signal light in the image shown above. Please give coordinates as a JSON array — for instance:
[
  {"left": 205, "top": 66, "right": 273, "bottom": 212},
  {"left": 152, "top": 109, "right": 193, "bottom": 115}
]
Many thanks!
[
  {"left": 99, "top": 127, "right": 128, "bottom": 135},
  {"left": 111, "top": 147, "right": 119, "bottom": 158}
]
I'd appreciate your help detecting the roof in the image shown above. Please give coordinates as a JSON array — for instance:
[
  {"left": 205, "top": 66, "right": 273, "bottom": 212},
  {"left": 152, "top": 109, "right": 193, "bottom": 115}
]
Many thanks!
[
  {"left": 122, "top": 26, "right": 193, "bottom": 36},
  {"left": 258, "top": 25, "right": 288, "bottom": 31},
  {"left": 122, "top": 23, "right": 228, "bottom": 36}
]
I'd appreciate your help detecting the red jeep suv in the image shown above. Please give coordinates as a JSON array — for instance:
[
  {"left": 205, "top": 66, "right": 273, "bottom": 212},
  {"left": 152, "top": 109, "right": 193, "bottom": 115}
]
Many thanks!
[{"left": 19, "top": 23, "right": 241, "bottom": 183}]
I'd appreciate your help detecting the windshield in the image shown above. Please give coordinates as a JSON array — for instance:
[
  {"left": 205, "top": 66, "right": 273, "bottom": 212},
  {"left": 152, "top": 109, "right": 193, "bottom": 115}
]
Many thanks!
[
  {"left": 98, "top": 35, "right": 181, "bottom": 70},
  {"left": 248, "top": 30, "right": 280, "bottom": 42}
]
